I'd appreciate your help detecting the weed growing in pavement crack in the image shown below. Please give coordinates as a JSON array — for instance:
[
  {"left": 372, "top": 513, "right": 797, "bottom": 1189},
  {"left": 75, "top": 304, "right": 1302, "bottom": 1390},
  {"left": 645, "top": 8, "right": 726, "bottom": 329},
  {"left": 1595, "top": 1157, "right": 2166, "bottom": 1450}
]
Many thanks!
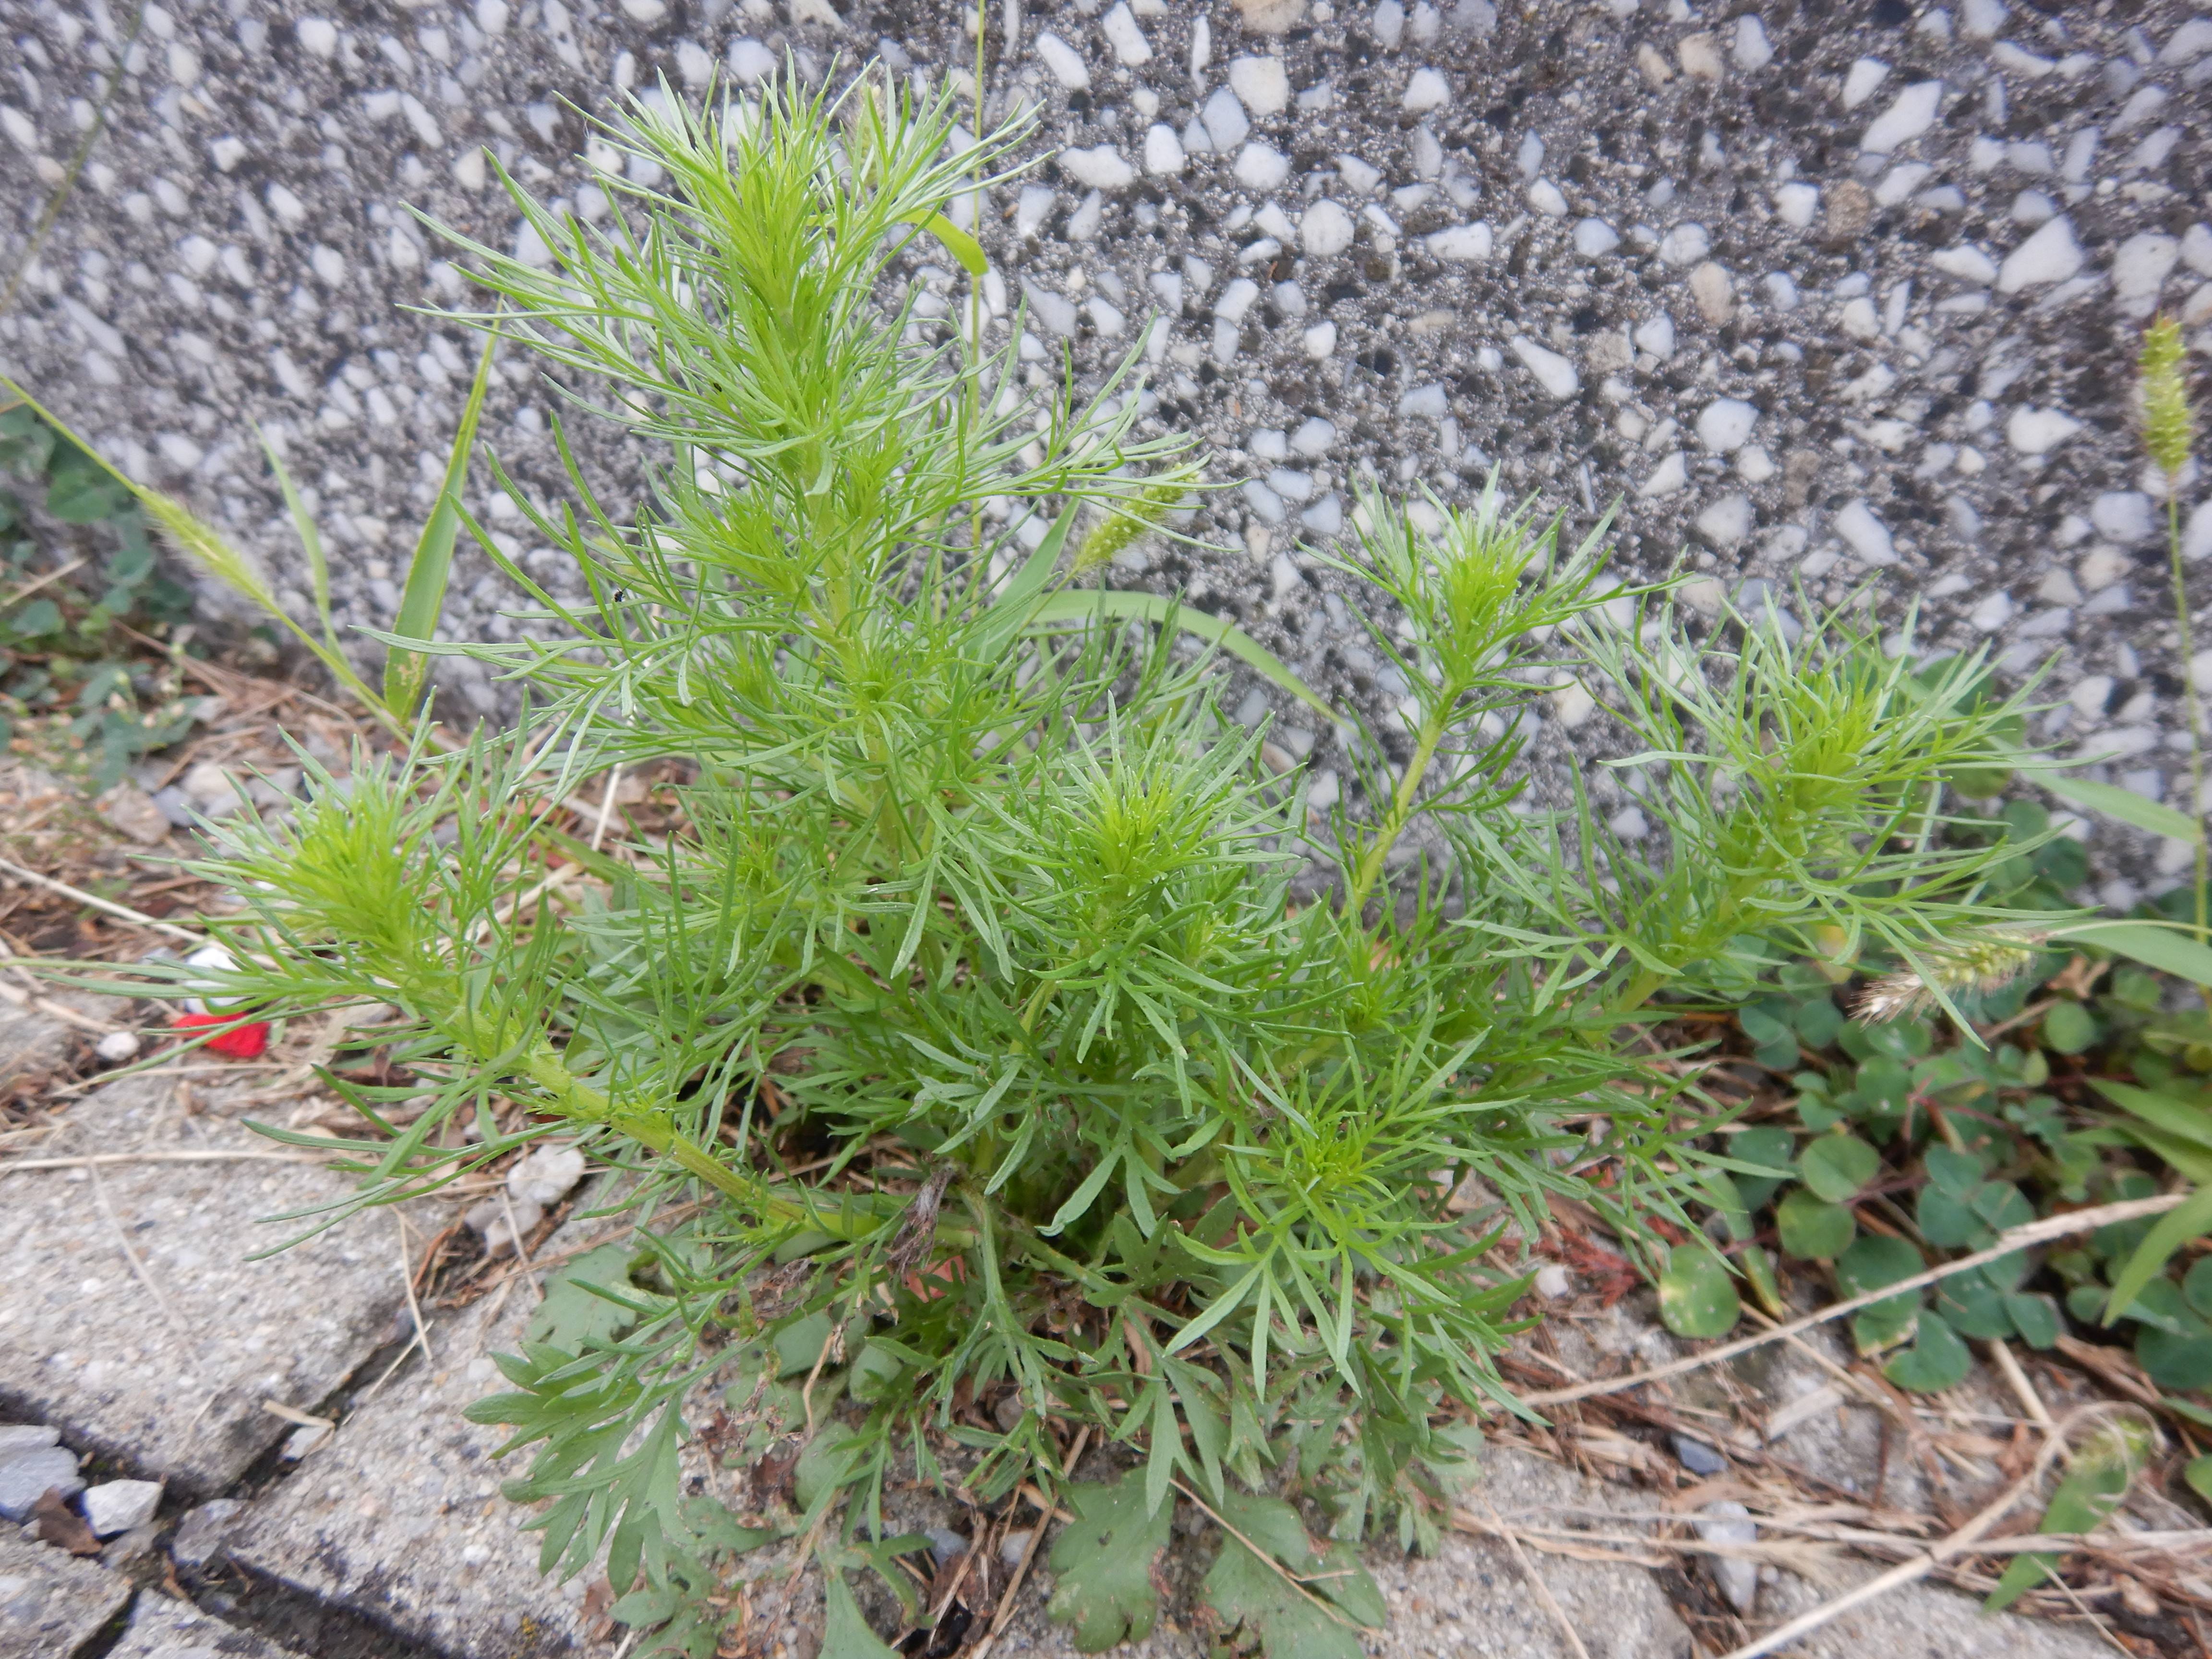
[{"left": 69, "top": 71, "right": 2067, "bottom": 1659}]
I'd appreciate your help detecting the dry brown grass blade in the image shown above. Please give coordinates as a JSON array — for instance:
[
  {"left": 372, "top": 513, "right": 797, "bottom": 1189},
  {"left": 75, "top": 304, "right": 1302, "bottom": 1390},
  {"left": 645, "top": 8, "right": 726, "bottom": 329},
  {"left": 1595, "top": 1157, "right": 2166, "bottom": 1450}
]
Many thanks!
[
  {"left": 1464, "top": 1498, "right": 1593, "bottom": 1659},
  {"left": 1709, "top": 1405, "right": 2092, "bottom": 1659}
]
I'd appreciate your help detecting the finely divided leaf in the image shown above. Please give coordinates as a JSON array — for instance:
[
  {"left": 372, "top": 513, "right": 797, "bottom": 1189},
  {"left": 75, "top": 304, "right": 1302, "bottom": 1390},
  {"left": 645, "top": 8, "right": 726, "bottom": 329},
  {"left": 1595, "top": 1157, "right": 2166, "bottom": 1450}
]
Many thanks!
[{"left": 1046, "top": 1470, "right": 1175, "bottom": 1652}]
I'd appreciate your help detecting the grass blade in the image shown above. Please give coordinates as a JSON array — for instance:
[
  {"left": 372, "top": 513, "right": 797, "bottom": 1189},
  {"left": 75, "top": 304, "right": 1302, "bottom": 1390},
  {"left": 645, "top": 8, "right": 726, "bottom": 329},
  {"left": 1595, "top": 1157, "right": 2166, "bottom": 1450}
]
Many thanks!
[
  {"left": 2041, "top": 776, "right": 2202, "bottom": 845},
  {"left": 258, "top": 430, "right": 337, "bottom": 656},
  {"left": 2049, "top": 920, "right": 2212, "bottom": 987},
  {"left": 0, "top": 374, "right": 394, "bottom": 726},
  {"left": 385, "top": 332, "right": 497, "bottom": 720},
  {"left": 1029, "top": 589, "right": 1336, "bottom": 719}
]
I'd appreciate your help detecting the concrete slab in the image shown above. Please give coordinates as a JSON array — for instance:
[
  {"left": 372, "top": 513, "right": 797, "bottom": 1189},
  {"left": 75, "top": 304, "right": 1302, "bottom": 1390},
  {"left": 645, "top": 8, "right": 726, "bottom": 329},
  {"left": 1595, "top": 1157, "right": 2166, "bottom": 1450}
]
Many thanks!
[
  {"left": 0, "top": 1074, "right": 429, "bottom": 1496},
  {"left": 106, "top": 1590, "right": 309, "bottom": 1659},
  {"left": 0, "top": 1533, "right": 130, "bottom": 1659}
]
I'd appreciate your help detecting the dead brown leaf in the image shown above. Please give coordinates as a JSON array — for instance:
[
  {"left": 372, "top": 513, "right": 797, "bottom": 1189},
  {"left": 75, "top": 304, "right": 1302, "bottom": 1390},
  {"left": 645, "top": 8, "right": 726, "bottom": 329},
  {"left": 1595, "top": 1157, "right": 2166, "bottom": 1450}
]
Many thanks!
[{"left": 31, "top": 1488, "right": 101, "bottom": 1556}]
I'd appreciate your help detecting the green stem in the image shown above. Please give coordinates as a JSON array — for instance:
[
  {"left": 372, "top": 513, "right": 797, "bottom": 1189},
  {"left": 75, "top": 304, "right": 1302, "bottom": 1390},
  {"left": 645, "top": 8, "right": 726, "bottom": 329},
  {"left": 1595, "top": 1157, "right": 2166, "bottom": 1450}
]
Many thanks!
[
  {"left": 1344, "top": 711, "right": 1448, "bottom": 920},
  {"left": 2172, "top": 489, "right": 2208, "bottom": 962}
]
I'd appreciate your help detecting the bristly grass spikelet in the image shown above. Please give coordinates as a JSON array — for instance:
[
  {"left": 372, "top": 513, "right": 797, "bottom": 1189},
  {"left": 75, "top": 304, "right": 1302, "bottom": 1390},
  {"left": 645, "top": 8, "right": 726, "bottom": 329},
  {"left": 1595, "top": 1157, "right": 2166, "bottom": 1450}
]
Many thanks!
[
  {"left": 1856, "top": 930, "right": 2047, "bottom": 1024},
  {"left": 2142, "top": 314, "right": 2194, "bottom": 481}
]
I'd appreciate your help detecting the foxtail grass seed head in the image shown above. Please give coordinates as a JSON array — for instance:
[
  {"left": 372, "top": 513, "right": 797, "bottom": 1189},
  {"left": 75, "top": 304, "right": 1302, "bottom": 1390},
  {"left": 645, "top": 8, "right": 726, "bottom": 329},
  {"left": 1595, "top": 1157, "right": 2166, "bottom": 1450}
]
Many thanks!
[
  {"left": 1856, "top": 931, "right": 2045, "bottom": 1022},
  {"left": 2141, "top": 315, "right": 2195, "bottom": 481},
  {"left": 1071, "top": 475, "right": 1194, "bottom": 575}
]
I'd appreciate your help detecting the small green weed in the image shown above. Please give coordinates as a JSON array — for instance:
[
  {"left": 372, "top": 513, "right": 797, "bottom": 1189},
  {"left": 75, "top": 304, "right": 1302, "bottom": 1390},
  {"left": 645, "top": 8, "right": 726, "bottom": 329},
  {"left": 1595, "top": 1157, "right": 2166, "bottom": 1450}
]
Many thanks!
[{"left": 0, "top": 403, "right": 202, "bottom": 788}]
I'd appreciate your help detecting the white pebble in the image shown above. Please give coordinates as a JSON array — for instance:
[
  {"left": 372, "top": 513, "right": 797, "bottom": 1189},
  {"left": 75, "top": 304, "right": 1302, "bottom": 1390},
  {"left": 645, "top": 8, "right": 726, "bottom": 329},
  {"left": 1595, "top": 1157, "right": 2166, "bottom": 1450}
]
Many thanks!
[
  {"left": 1100, "top": 3, "right": 1152, "bottom": 66},
  {"left": 1230, "top": 55, "right": 1291, "bottom": 115},
  {"left": 2004, "top": 406, "right": 2079, "bottom": 455},
  {"left": 1634, "top": 313, "right": 1675, "bottom": 358},
  {"left": 1398, "top": 382, "right": 1448, "bottom": 420},
  {"left": 1301, "top": 199, "right": 1353, "bottom": 256},
  {"left": 1930, "top": 242, "right": 1997, "bottom": 284},
  {"left": 1059, "top": 145, "right": 1134, "bottom": 191},
  {"left": 1214, "top": 277, "right": 1261, "bottom": 322},
  {"left": 1658, "top": 222, "right": 1709, "bottom": 266},
  {"left": 2161, "top": 18, "right": 2212, "bottom": 65},
  {"left": 1572, "top": 218, "right": 1619, "bottom": 255},
  {"left": 1762, "top": 272, "right": 1798, "bottom": 310},
  {"left": 1334, "top": 154, "right": 1382, "bottom": 194},
  {"left": 1860, "top": 81, "right": 1943, "bottom": 154},
  {"left": 1696, "top": 494, "right": 1754, "bottom": 547},
  {"left": 1677, "top": 32, "right": 1724, "bottom": 81},
  {"left": 1842, "top": 57, "right": 1890, "bottom": 109},
  {"left": 1970, "top": 590, "right": 2014, "bottom": 632},
  {"left": 1997, "top": 215, "right": 2082, "bottom": 291},
  {"left": 1696, "top": 1504, "right": 1759, "bottom": 1615},
  {"left": 728, "top": 37, "right": 775, "bottom": 81},
  {"left": 1695, "top": 397, "right": 1757, "bottom": 453},
  {"left": 1426, "top": 222, "right": 1492, "bottom": 260},
  {"left": 1639, "top": 453, "right": 1686, "bottom": 497},
  {"left": 1402, "top": 66, "right": 1451, "bottom": 111},
  {"left": 1732, "top": 15, "right": 1772, "bottom": 71},
  {"left": 2185, "top": 502, "right": 2212, "bottom": 563},
  {"left": 1035, "top": 31, "right": 1091, "bottom": 90},
  {"left": 1243, "top": 480, "right": 1286, "bottom": 525},
  {"left": 1143, "top": 123, "right": 1185, "bottom": 175},
  {"left": 1373, "top": 0, "right": 1404, "bottom": 48},
  {"left": 2092, "top": 491, "right": 2156, "bottom": 544},
  {"left": 508, "top": 1143, "right": 587, "bottom": 1206},
  {"left": 1301, "top": 319, "right": 1337, "bottom": 358},
  {"left": 1015, "top": 185, "right": 1056, "bottom": 237},
  {"left": 96, "top": 1030, "right": 141, "bottom": 1062},
  {"left": 1022, "top": 280, "right": 1078, "bottom": 336},
  {"left": 1774, "top": 181, "right": 1818, "bottom": 228},
  {"left": 1962, "top": 0, "right": 2006, "bottom": 38},
  {"left": 82, "top": 1480, "right": 164, "bottom": 1538},
  {"left": 1291, "top": 416, "right": 1336, "bottom": 456},
  {"left": 1834, "top": 499, "right": 1896, "bottom": 565},
  {"left": 2112, "top": 232, "right": 2180, "bottom": 316},
  {"left": 296, "top": 16, "right": 338, "bottom": 55},
  {"left": 1235, "top": 143, "right": 1290, "bottom": 190},
  {"left": 1527, "top": 180, "right": 1568, "bottom": 216},
  {"left": 1510, "top": 335, "right": 1579, "bottom": 400},
  {"left": 1202, "top": 86, "right": 1250, "bottom": 152}
]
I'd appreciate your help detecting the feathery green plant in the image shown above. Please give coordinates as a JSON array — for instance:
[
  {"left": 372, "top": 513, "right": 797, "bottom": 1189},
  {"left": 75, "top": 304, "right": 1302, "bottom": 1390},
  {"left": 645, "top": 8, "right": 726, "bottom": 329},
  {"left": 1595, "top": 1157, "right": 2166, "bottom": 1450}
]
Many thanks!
[{"left": 94, "top": 72, "right": 2059, "bottom": 1656}]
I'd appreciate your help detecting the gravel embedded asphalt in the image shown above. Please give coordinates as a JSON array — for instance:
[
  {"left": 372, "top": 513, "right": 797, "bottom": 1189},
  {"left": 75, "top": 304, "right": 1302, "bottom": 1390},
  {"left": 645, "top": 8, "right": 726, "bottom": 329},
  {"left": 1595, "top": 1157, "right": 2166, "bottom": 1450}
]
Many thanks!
[{"left": 2, "top": 0, "right": 2211, "bottom": 897}]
